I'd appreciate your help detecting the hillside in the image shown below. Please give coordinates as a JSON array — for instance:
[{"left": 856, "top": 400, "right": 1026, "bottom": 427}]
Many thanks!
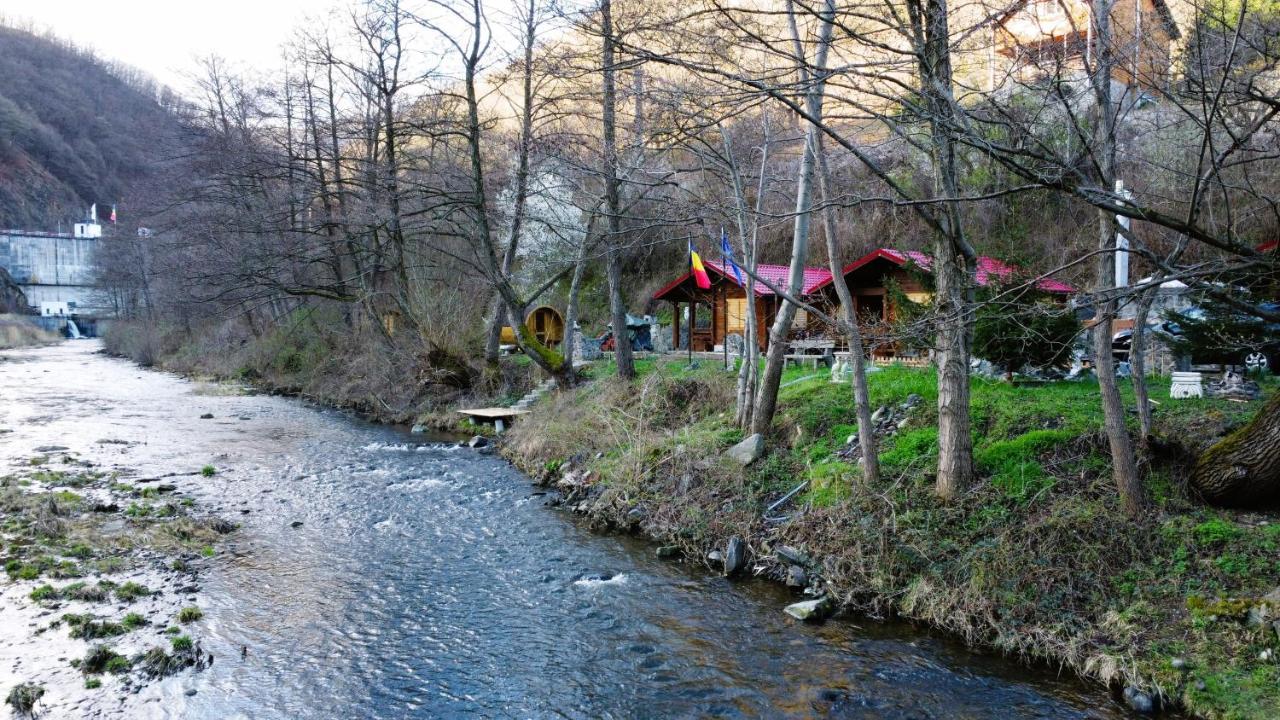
[{"left": 0, "top": 23, "right": 185, "bottom": 230}]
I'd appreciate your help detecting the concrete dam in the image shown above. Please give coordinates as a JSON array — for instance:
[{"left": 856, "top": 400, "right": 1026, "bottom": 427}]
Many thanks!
[{"left": 0, "top": 229, "right": 105, "bottom": 314}]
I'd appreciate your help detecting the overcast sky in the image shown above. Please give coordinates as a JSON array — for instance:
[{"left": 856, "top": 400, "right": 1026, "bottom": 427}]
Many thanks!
[{"left": 3, "top": 0, "right": 348, "bottom": 90}]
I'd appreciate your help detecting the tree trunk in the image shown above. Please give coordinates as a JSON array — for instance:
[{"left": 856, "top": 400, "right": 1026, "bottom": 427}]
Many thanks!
[
  {"left": 750, "top": 0, "right": 834, "bottom": 436},
  {"left": 1131, "top": 287, "right": 1156, "bottom": 446},
  {"left": 1192, "top": 391, "right": 1280, "bottom": 506},
  {"left": 1088, "top": 0, "right": 1146, "bottom": 518},
  {"left": 910, "top": 0, "right": 974, "bottom": 499},
  {"left": 601, "top": 0, "right": 634, "bottom": 381},
  {"left": 816, "top": 141, "right": 879, "bottom": 485}
]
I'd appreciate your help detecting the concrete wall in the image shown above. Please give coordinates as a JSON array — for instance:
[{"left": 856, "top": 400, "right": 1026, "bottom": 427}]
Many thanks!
[{"left": 0, "top": 230, "right": 105, "bottom": 313}]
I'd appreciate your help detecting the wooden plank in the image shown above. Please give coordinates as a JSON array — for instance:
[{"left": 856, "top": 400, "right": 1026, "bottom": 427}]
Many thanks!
[{"left": 458, "top": 407, "right": 528, "bottom": 420}]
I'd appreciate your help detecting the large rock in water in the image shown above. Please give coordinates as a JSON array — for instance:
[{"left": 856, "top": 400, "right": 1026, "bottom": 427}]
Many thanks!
[
  {"left": 723, "top": 536, "right": 747, "bottom": 576},
  {"left": 726, "top": 434, "right": 765, "bottom": 466},
  {"left": 784, "top": 596, "right": 834, "bottom": 622}
]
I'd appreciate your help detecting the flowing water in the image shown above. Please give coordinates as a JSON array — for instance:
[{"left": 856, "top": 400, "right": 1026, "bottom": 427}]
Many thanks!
[{"left": 0, "top": 342, "right": 1136, "bottom": 719}]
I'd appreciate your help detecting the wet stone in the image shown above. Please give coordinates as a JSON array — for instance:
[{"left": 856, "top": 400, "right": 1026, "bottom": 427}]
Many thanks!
[{"left": 724, "top": 536, "right": 747, "bottom": 576}]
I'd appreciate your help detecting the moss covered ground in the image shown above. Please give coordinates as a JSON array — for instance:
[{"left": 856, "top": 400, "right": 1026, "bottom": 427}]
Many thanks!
[{"left": 505, "top": 359, "right": 1280, "bottom": 719}]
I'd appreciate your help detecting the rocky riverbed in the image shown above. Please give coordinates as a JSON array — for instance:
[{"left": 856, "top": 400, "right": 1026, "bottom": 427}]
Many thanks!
[{"left": 0, "top": 438, "right": 232, "bottom": 717}]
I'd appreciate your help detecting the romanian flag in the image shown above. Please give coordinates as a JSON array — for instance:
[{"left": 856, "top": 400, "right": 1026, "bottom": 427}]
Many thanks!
[{"left": 689, "top": 240, "right": 711, "bottom": 289}]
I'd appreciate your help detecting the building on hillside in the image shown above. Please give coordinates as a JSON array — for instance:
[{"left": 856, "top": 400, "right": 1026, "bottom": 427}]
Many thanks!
[
  {"left": 652, "top": 261, "right": 831, "bottom": 352},
  {"left": 808, "top": 248, "right": 1075, "bottom": 360},
  {"left": 989, "top": 0, "right": 1181, "bottom": 89}
]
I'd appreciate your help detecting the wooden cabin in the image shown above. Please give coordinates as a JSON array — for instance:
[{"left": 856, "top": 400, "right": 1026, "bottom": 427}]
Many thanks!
[
  {"left": 652, "top": 260, "right": 832, "bottom": 352},
  {"left": 499, "top": 305, "right": 566, "bottom": 347},
  {"left": 991, "top": 0, "right": 1180, "bottom": 89},
  {"left": 809, "top": 248, "right": 1076, "bottom": 359}
]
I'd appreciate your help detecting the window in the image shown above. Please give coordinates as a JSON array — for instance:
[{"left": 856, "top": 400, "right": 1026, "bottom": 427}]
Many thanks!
[{"left": 726, "top": 298, "right": 747, "bottom": 334}]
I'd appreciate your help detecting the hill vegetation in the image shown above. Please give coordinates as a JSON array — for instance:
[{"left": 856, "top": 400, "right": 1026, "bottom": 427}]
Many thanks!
[{"left": 0, "top": 21, "right": 186, "bottom": 230}]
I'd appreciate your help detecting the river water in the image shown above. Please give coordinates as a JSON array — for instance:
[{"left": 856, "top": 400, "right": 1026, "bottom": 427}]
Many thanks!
[{"left": 0, "top": 342, "right": 1133, "bottom": 719}]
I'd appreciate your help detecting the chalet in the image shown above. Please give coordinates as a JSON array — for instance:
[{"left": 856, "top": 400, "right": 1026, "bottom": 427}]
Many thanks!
[
  {"left": 652, "top": 260, "right": 831, "bottom": 351},
  {"left": 991, "top": 0, "right": 1181, "bottom": 89},
  {"left": 809, "top": 248, "right": 1075, "bottom": 358}
]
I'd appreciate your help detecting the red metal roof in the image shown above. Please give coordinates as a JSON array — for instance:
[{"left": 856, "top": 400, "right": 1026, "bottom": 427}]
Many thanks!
[
  {"left": 808, "top": 248, "right": 1076, "bottom": 294},
  {"left": 652, "top": 260, "right": 832, "bottom": 300}
]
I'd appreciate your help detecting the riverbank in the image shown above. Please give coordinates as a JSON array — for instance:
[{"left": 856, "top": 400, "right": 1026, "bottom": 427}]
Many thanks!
[
  {"left": 0, "top": 314, "right": 59, "bottom": 350},
  {"left": 100, "top": 318, "right": 535, "bottom": 430},
  {"left": 502, "top": 359, "right": 1280, "bottom": 719}
]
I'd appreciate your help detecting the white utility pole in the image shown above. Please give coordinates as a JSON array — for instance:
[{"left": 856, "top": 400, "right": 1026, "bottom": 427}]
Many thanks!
[{"left": 1115, "top": 179, "right": 1132, "bottom": 288}]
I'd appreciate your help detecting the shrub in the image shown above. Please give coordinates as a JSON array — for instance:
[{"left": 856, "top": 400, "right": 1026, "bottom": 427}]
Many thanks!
[
  {"left": 114, "top": 581, "right": 151, "bottom": 602},
  {"left": 177, "top": 606, "right": 203, "bottom": 623},
  {"left": 80, "top": 645, "right": 125, "bottom": 675},
  {"left": 971, "top": 287, "right": 1080, "bottom": 377},
  {"left": 5, "top": 683, "right": 43, "bottom": 717}
]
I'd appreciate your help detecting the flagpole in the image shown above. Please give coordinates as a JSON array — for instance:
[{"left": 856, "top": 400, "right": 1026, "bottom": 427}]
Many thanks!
[
  {"left": 721, "top": 237, "right": 729, "bottom": 372},
  {"left": 688, "top": 241, "right": 693, "bottom": 367}
]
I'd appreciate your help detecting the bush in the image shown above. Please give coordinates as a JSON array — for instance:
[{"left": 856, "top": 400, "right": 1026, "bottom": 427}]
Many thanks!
[
  {"left": 972, "top": 287, "right": 1080, "bottom": 377},
  {"left": 5, "top": 683, "right": 43, "bottom": 717},
  {"left": 80, "top": 645, "right": 126, "bottom": 675},
  {"left": 114, "top": 581, "right": 151, "bottom": 602}
]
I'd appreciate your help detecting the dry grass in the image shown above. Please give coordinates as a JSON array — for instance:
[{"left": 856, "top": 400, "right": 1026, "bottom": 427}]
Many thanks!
[{"left": 0, "top": 315, "right": 59, "bottom": 349}]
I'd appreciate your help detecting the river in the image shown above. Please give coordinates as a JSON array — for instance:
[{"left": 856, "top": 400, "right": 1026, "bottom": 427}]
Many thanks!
[{"left": 0, "top": 342, "right": 1134, "bottom": 719}]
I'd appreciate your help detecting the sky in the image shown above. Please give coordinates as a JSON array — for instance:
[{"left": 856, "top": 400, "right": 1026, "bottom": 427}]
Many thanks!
[{"left": 2, "top": 0, "right": 349, "bottom": 91}]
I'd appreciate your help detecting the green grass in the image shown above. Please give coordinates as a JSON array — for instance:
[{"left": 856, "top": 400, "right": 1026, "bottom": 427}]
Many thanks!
[
  {"left": 200, "top": 465, "right": 216, "bottom": 477},
  {"left": 114, "top": 581, "right": 151, "bottom": 602},
  {"left": 176, "top": 606, "right": 202, "bottom": 623},
  {"left": 506, "top": 361, "right": 1280, "bottom": 719}
]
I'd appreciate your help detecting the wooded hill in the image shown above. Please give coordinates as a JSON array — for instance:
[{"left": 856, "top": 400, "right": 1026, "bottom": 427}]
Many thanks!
[{"left": 0, "top": 22, "right": 186, "bottom": 230}]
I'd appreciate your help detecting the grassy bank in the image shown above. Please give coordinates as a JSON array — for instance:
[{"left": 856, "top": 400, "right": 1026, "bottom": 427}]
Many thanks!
[
  {"left": 102, "top": 316, "right": 537, "bottom": 427},
  {"left": 504, "top": 360, "right": 1280, "bottom": 719},
  {"left": 0, "top": 315, "right": 59, "bottom": 349}
]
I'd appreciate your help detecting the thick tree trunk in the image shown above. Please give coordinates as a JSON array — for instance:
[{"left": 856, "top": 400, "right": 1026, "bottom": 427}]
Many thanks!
[
  {"left": 1193, "top": 391, "right": 1280, "bottom": 506},
  {"left": 601, "top": 0, "right": 634, "bottom": 381},
  {"left": 911, "top": 0, "right": 974, "bottom": 499}
]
